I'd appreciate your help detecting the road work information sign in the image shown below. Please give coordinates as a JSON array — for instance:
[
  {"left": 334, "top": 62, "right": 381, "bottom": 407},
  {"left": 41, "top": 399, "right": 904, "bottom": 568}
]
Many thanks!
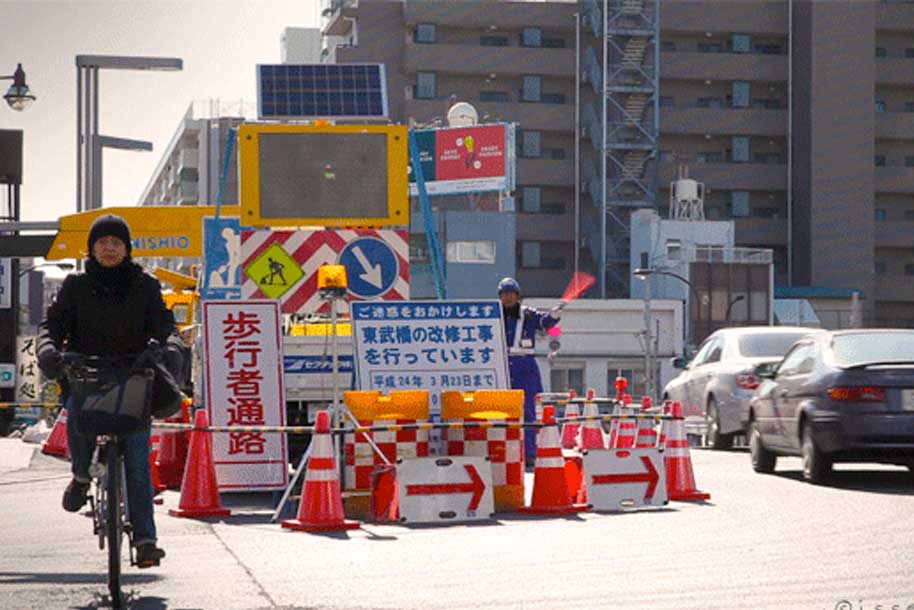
[
  {"left": 203, "top": 300, "right": 288, "bottom": 492},
  {"left": 351, "top": 300, "right": 510, "bottom": 412}
]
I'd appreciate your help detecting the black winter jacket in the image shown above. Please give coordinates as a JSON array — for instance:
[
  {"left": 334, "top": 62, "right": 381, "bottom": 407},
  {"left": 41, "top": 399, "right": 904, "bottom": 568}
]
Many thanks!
[{"left": 38, "top": 260, "right": 180, "bottom": 359}]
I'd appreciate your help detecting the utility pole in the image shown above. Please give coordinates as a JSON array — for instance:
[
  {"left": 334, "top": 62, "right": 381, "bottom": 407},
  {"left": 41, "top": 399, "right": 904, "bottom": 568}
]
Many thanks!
[{"left": 642, "top": 276, "right": 653, "bottom": 401}]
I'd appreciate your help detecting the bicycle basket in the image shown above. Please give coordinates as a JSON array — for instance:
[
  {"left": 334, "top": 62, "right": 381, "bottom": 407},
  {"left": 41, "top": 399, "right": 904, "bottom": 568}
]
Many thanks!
[{"left": 71, "top": 368, "right": 154, "bottom": 436}]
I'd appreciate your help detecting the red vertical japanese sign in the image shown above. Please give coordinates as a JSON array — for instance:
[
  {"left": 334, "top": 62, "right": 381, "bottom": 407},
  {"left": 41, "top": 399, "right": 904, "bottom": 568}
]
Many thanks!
[{"left": 203, "top": 300, "right": 288, "bottom": 491}]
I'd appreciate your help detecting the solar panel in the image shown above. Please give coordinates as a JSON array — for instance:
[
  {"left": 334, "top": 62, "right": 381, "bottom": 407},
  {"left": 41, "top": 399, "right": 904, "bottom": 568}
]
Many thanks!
[{"left": 256, "top": 63, "right": 389, "bottom": 120}]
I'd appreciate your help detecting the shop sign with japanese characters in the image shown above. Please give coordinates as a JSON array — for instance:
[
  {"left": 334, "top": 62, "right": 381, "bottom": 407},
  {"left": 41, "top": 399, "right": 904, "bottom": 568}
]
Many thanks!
[
  {"left": 351, "top": 300, "right": 510, "bottom": 412},
  {"left": 203, "top": 300, "right": 288, "bottom": 492},
  {"left": 16, "top": 336, "right": 40, "bottom": 403}
]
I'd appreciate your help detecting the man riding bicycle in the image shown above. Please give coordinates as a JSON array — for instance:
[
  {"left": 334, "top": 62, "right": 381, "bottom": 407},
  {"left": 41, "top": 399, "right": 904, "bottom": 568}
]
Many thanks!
[{"left": 37, "top": 214, "right": 183, "bottom": 568}]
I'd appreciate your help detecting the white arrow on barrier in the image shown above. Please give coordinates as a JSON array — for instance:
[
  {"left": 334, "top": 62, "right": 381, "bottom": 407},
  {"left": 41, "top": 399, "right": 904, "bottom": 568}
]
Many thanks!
[{"left": 352, "top": 246, "right": 383, "bottom": 288}]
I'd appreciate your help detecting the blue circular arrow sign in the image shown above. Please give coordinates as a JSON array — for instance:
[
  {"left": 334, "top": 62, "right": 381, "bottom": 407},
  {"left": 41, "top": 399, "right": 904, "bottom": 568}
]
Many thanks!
[{"left": 338, "top": 237, "right": 400, "bottom": 299}]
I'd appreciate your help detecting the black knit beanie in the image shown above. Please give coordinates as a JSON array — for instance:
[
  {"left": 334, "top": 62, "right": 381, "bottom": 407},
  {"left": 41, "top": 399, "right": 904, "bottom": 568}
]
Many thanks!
[{"left": 87, "top": 214, "right": 132, "bottom": 256}]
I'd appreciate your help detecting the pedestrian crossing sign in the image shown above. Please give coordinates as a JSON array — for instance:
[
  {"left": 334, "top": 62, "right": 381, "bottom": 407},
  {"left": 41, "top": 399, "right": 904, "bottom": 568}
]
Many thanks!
[{"left": 243, "top": 242, "right": 305, "bottom": 299}]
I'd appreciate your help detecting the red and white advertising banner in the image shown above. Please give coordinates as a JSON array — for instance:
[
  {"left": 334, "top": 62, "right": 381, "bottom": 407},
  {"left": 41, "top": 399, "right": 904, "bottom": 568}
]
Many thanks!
[
  {"left": 240, "top": 228, "right": 409, "bottom": 314},
  {"left": 203, "top": 300, "right": 288, "bottom": 492}
]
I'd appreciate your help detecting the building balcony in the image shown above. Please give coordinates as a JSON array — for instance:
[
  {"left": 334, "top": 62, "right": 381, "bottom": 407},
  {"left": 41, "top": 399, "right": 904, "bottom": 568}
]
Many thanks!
[
  {"left": 874, "top": 221, "right": 914, "bottom": 248},
  {"left": 661, "top": 107, "right": 787, "bottom": 137},
  {"left": 876, "top": 57, "right": 914, "bottom": 85},
  {"left": 322, "top": 0, "right": 357, "bottom": 36},
  {"left": 659, "top": 3, "right": 787, "bottom": 34},
  {"left": 517, "top": 158, "right": 575, "bottom": 187},
  {"left": 657, "top": 160, "right": 787, "bottom": 191},
  {"left": 177, "top": 148, "right": 198, "bottom": 179},
  {"left": 403, "top": 43, "right": 574, "bottom": 78},
  {"left": 177, "top": 180, "right": 198, "bottom": 205},
  {"left": 877, "top": 3, "right": 914, "bottom": 32},
  {"left": 402, "top": 2, "right": 577, "bottom": 30},
  {"left": 661, "top": 51, "right": 787, "bottom": 82},
  {"left": 875, "top": 166, "right": 914, "bottom": 193},
  {"left": 402, "top": 98, "right": 574, "bottom": 132},
  {"left": 516, "top": 211, "right": 574, "bottom": 242},
  {"left": 876, "top": 112, "right": 914, "bottom": 140},
  {"left": 734, "top": 217, "right": 787, "bottom": 247},
  {"left": 876, "top": 273, "right": 914, "bottom": 302}
]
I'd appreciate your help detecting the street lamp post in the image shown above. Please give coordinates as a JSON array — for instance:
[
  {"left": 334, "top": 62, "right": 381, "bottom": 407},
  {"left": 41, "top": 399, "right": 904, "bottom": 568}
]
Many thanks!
[
  {"left": 633, "top": 267, "right": 698, "bottom": 400},
  {"left": 725, "top": 294, "right": 746, "bottom": 322},
  {"left": 1, "top": 64, "right": 36, "bottom": 111},
  {"left": 75, "top": 55, "right": 183, "bottom": 213}
]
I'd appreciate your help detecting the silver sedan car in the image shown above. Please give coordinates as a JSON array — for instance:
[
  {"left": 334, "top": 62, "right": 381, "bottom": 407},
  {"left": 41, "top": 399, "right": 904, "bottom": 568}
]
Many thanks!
[{"left": 663, "top": 326, "right": 818, "bottom": 449}]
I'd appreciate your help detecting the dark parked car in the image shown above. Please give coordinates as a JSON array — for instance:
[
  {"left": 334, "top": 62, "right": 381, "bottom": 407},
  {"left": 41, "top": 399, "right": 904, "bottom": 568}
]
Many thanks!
[{"left": 749, "top": 329, "right": 914, "bottom": 483}]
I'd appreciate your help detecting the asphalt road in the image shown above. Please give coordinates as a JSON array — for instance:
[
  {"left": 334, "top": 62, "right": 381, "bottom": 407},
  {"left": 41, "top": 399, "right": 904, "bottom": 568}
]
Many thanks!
[{"left": 2, "top": 438, "right": 914, "bottom": 610}]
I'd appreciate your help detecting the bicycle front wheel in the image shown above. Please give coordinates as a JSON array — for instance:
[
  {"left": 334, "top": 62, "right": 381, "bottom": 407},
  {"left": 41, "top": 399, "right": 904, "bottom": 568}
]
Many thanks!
[{"left": 106, "top": 443, "right": 124, "bottom": 608}]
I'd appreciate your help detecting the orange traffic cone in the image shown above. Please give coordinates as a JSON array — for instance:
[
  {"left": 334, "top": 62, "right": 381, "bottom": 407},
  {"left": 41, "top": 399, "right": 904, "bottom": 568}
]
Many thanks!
[
  {"left": 560, "top": 400, "right": 580, "bottom": 449},
  {"left": 635, "top": 397, "right": 659, "bottom": 448},
  {"left": 41, "top": 408, "right": 70, "bottom": 458},
  {"left": 519, "top": 406, "right": 588, "bottom": 515},
  {"left": 156, "top": 400, "right": 191, "bottom": 489},
  {"left": 577, "top": 389, "right": 605, "bottom": 450},
  {"left": 665, "top": 401, "right": 711, "bottom": 501},
  {"left": 149, "top": 434, "right": 166, "bottom": 495},
  {"left": 613, "top": 400, "right": 638, "bottom": 449},
  {"left": 169, "top": 410, "right": 231, "bottom": 518},
  {"left": 283, "top": 410, "right": 360, "bottom": 532},
  {"left": 614, "top": 376, "right": 628, "bottom": 400},
  {"left": 658, "top": 400, "right": 673, "bottom": 447}
]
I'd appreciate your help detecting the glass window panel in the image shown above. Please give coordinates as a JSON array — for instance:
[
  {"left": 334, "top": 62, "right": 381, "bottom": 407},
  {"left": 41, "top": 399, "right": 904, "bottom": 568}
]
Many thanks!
[
  {"left": 731, "top": 190, "right": 750, "bottom": 217},
  {"left": 522, "top": 28, "right": 542, "bottom": 47},
  {"left": 415, "top": 23, "right": 436, "bottom": 43},
  {"left": 522, "top": 187, "right": 542, "bottom": 213},
  {"left": 522, "top": 76, "right": 542, "bottom": 102},
  {"left": 732, "top": 81, "right": 750, "bottom": 107},
  {"left": 416, "top": 72, "right": 436, "bottom": 99}
]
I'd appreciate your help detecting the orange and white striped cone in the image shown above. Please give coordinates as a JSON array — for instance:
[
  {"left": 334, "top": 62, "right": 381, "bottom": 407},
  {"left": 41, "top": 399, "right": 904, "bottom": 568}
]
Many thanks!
[
  {"left": 560, "top": 401, "right": 581, "bottom": 449},
  {"left": 613, "top": 399, "right": 638, "bottom": 449},
  {"left": 577, "top": 391, "right": 605, "bottom": 450},
  {"left": 607, "top": 400, "right": 621, "bottom": 448},
  {"left": 665, "top": 401, "right": 711, "bottom": 501},
  {"left": 519, "top": 406, "right": 588, "bottom": 515},
  {"left": 41, "top": 408, "right": 70, "bottom": 458},
  {"left": 283, "top": 410, "right": 360, "bottom": 532},
  {"left": 658, "top": 400, "right": 673, "bottom": 448},
  {"left": 149, "top": 434, "right": 166, "bottom": 504},
  {"left": 635, "top": 397, "right": 659, "bottom": 449}
]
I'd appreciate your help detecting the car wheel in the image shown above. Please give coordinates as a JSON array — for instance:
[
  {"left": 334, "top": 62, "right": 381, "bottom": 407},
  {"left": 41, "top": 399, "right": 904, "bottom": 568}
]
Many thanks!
[
  {"left": 749, "top": 419, "right": 776, "bottom": 473},
  {"left": 802, "top": 424, "right": 831, "bottom": 484},
  {"left": 706, "top": 398, "right": 733, "bottom": 450}
]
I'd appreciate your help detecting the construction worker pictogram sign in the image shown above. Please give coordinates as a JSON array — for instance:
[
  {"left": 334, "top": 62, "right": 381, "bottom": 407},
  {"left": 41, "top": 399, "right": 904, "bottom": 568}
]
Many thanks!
[
  {"left": 582, "top": 447, "right": 668, "bottom": 511},
  {"left": 241, "top": 229, "right": 409, "bottom": 314}
]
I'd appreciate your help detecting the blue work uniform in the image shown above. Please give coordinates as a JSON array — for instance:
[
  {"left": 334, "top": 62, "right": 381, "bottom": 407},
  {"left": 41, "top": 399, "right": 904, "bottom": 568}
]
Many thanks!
[{"left": 503, "top": 305, "right": 559, "bottom": 460}]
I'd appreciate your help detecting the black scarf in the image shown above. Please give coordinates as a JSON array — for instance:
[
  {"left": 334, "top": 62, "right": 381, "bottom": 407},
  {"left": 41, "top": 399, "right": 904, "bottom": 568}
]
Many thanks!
[
  {"left": 85, "top": 258, "right": 138, "bottom": 295},
  {"left": 502, "top": 303, "right": 521, "bottom": 321}
]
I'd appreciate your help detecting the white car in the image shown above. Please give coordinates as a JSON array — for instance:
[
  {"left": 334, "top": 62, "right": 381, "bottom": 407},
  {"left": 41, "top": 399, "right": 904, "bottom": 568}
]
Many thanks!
[{"left": 663, "top": 326, "right": 819, "bottom": 449}]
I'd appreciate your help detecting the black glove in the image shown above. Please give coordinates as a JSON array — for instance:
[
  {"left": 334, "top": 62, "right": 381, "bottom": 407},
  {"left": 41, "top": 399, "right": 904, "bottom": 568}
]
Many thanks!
[
  {"left": 162, "top": 345, "right": 184, "bottom": 379},
  {"left": 37, "top": 346, "right": 62, "bottom": 380}
]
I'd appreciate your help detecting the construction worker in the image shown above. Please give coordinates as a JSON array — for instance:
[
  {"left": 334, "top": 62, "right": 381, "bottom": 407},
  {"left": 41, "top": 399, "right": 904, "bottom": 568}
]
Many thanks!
[{"left": 498, "top": 277, "right": 561, "bottom": 467}]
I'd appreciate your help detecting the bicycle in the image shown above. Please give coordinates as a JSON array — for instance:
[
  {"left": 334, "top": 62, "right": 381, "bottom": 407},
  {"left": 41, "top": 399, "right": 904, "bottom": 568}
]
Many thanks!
[{"left": 61, "top": 343, "right": 160, "bottom": 609}]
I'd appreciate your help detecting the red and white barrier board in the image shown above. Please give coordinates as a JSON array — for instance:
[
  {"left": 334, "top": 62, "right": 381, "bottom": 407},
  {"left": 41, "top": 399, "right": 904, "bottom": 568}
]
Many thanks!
[
  {"left": 397, "top": 456, "right": 494, "bottom": 524},
  {"left": 582, "top": 447, "right": 667, "bottom": 511},
  {"left": 203, "top": 300, "right": 288, "bottom": 491}
]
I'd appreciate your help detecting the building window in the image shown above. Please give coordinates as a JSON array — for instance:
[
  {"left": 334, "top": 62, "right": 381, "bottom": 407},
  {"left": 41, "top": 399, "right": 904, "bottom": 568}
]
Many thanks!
[
  {"left": 521, "top": 75, "right": 542, "bottom": 102},
  {"left": 480, "top": 35, "right": 509, "bottom": 47},
  {"left": 876, "top": 47, "right": 888, "bottom": 58},
  {"left": 519, "top": 241, "right": 565, "bottom": 269},
  {"left": 731, "top": 191, "right": 750, "bottom": 217},
  {"left": 550, "top": 366, "right": 584, "bottom": 394},
  {"left": 409, "top": 233, "right": 429, "bottom": 262},
  {"left": 521, "top": 27, "right": 542, "bottom": 47},
  {"left": 521, "top": 186, "right": 542, "bottom": 213},
  {"left": 445, "top": 241, "right": 496, "bottom": 264},
  {"left": 875, "top": 100, "right": 887, "bottom": 113},
  {"left": 731, "top": 34, "right": 751, "bottom": 53},
  {"left": 697, "top": 151, "right": 723, "bottom": 163},
  {"left": 732, "top": 81, "right": 750, "bottom": 108},
  {"left": 659, "top": 150, "right": 675, "bottom": 161},
  {"left": 751, "top": 98, "right": 781, "bottom": 109},
  {"left": 875, "top": 208, "right": 887, "bottom": 221},
  {"left": 414, "top": 23, "right": 436, "bottom": 44},
  {"left": 666, "top": 239, "right": 682, "bottom": 260},
  {"left": 541, "top": 92, "right": 566, "bottom": 104},
  {"left": 542, "top": 147, "right": 565, "bottom": 160},
  {"left": 697, "top": 97, "right": 723, "bottom": 109},
  {"left": 480, "top": 90, "right": 510, "bottom": 102},
  {"left": 661, "top": 40, "right": 676, "bottom": 52},
  {"left": 875, "top": 155, "right": 886, "bottom": 167},
  {"left": 659, "top": 95, "right": 675, "bottom": 107},
  {"left": 730, "top": 136, "right": 751, "bottom": 163},
  {"left": 698, "top": 43, "right": 722, "bottom": 53},
  {"left": 521, "top": 131, "right": 541, "bottom": 158},
  {"left": 607, "top": 364, "right": 645, "bottom": 398},
  {"left": 875, "top": 261, "right": 887, "bottom": 273},
  {"left": 754, "top": 44, "right": 782, "bottom": 55},
  {"left": 754, "top": 152, "right": 782, "bottom": 164},
  {"left": 905, "top": 264, "right": 914, "bottom": 276},
  {"left": 542, "top": 37, "right": 566, "bottom": 48},
  {"left": 416, "top": 72, "right": 436, "bottom": 99}
]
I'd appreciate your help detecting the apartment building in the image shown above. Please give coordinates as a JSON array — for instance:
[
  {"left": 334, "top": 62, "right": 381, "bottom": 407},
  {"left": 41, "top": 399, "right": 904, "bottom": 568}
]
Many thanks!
[{"left": 322, "top": 0, "right": 914, "bottom": 325}]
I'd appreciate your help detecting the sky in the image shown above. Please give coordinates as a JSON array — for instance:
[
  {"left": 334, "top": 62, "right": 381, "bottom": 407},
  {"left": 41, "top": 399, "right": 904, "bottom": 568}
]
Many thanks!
[{"left": 1, "top": 0, "right": 320, "bottom": 223}]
